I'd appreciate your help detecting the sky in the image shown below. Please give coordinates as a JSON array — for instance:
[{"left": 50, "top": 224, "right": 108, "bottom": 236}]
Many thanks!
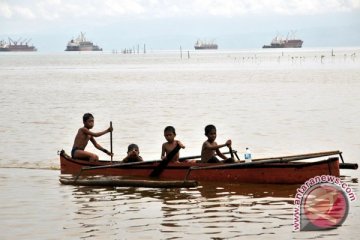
[{"left": 0, "top": 0, "right": 360, "bottom": 51}]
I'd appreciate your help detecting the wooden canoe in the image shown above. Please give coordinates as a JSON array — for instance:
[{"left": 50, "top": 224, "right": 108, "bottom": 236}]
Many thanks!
[{"left": 59, "top": 150, "right": 348, "bottom": 184}]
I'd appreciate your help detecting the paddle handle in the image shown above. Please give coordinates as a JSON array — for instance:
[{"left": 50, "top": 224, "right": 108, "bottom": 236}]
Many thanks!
[
  {"left": 229, "top": 146, "right": 234, "bottom": 160},
  {"left": 110, "top": 121, "right": 113, "bottom": 162}
]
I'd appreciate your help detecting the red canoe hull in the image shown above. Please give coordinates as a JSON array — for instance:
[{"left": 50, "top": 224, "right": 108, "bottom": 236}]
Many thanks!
[{"left": 60, "top": 153, "right": 340, "bottom": 184}]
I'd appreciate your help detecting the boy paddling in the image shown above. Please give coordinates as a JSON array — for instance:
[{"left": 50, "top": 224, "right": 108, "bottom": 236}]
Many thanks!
[
  {"left": 72, "top": 113, "right": 113, "bottom": 161},
  {"left": 201, "top": 124, "right": 234, "bottom": 163}
]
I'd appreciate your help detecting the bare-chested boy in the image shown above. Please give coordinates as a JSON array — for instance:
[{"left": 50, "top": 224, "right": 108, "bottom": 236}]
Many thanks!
[
  {"left": 161, "top": 126, "right": 185, "bottom": 162},
  {"left": 201, "top": 124, "right": 233, "bottom": 163},
  {"left": 71, "top": 113, "right": 113, "bottom": 161}
]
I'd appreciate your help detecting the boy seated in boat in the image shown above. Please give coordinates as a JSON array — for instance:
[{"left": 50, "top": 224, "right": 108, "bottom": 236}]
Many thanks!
[
  {"left": 123, "top": 144, "right": 143, "bottom": 163},
  {"left": 201, "top": 124, "right": 234, "bottom": 163},
  {"left": 71, "top": 113, "right": 113, "bottom": 161},
  {"left": 161, "top": 126, "right": 185, "bottom": 162}
]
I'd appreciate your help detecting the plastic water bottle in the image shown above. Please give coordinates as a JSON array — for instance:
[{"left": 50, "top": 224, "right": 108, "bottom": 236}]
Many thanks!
[{"left": 244, "top": 148, "right": 252, "bottom": 162}]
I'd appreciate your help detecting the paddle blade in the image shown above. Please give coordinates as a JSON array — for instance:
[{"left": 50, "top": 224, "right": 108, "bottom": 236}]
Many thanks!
[{"left": 150, "top": 144, "right": 181, "bottom": 177}]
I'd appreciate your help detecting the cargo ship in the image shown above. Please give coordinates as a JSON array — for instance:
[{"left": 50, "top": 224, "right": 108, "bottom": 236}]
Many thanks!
[
  {"left": 263, "top": 34, "right": 303, "bottom": 48},
  {"left": 194, "top": 39, "right": 218, "bottom": 50},
  {"left": 0, "top": 38, "right": 37, "bottom": 52},
  {"left": 65, "top": 32, "right": 102, "bottom": 51}
]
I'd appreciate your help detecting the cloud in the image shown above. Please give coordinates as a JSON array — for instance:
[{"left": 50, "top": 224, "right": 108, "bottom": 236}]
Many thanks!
[
  {"left": 103, "top": 0, "right": 145, "bottom": 16},
  {"left": 267, "top": 0, "right": 360, "bottom": 15},
  {"left": 0, "top": 2, "right": 12, "bottom": 18},
  {"left": 0, "top": 0, "right": 359, "bottom": 21},
  {"left": 15, "top": 5, "right": 36, "bottom": 19}
]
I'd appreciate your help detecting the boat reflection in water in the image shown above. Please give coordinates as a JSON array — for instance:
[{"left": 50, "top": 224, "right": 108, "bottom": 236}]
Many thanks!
[{"left": 61, "top": 177, "right": 298, "bottom": 238}]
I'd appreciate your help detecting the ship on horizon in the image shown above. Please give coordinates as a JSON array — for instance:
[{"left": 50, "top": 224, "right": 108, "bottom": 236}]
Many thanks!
[
  {"left": 0, "top": 38, "right": 37, "bottom": 52},
  {"left": 263, "top": 32, "right": 303, "bottom": 48},
  {"left": 194, "top": 39, "right": 218, "bottom": 50},
  {"left": 65, "top": 32, "right": 102, "bottom": 51}
]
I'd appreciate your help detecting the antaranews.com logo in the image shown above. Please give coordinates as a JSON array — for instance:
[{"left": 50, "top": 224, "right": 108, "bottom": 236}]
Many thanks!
[{"left": 293, "top": 175, "right": 356, "bottom": 231}]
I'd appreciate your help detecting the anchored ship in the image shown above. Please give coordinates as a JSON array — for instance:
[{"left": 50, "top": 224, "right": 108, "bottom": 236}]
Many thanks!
[
  {"left": 0, "top": 38, "right": 37, "bottom": 52},
  {"left": 194, "top": 39, "right": 218, "bottom": 50},
  {"left": 263, "top": 32, "right": 303, "bottom": 48},
  {"left": 65, "top": 32, "right": 102, "bottom": 51}
]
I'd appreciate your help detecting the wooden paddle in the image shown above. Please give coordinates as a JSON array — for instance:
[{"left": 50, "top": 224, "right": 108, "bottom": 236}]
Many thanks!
[
  {"left": 229, "top": 146, "right": 234, "bottom": 161},
  {"left": 110, "top": 121, "right": 113, "bottom": 162},
  {"left": 149, "top": 144, "right": 181, "bottom": 177}
]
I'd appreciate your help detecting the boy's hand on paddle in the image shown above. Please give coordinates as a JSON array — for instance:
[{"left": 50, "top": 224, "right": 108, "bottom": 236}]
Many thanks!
[
  {"left": 103, "top": 148, "right": 114, "bottom": 157},
  {"left": 225, "top": 139, "right": 232, "bottom": 147},
  {"left": 108, "top": 126, "right": 113, "bottom": 132}
]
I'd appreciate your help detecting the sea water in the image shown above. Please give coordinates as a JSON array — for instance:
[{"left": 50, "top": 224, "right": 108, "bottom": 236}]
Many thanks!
[{"left": 0, "top": 48, "right": 359, "bottom": 239}]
